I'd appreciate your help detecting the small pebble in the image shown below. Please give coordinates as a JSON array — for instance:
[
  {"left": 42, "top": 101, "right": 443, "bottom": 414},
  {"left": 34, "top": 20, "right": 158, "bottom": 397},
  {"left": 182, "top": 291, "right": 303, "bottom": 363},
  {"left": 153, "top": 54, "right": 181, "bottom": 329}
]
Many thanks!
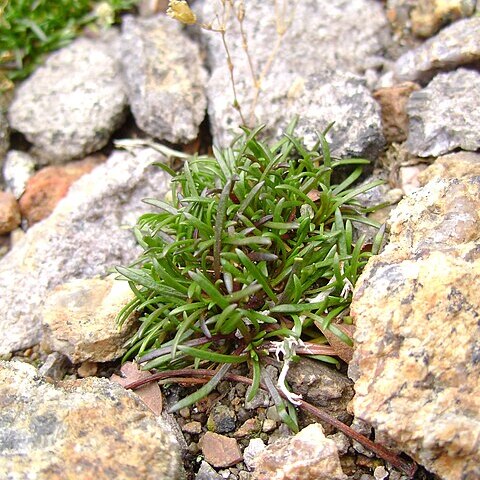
[
  {"left": 374, "top": 466, "right": 389, "bottom": 480},
  {"left": 266, "top": 406, "right": 281, "bottom": 422},
  {"left": 233, "top": 418, "right": 261, "bottom": 438},
  {"left": 261, "top": 419, "right": 276, "bottom": 433},
  {"left": 243, "top": 438, "right": 265, "bottom": 471},
  {"left": 77, "top": 361, "right": 98, "bottom": 378},
  {"left": 207, "top": 405, "right": 237, "bottom": 434},
  {"left": 195, "top": 460, "right": 222, "bottom": 479},
  {"left": 183, "top": 421, "right": 202, "bottom": 435},
  {"left": 199, "top": 432, "right": 243, "bottom": 468},
  {"left": 179, "top": 407, "right": 191, "bottom": 419}
]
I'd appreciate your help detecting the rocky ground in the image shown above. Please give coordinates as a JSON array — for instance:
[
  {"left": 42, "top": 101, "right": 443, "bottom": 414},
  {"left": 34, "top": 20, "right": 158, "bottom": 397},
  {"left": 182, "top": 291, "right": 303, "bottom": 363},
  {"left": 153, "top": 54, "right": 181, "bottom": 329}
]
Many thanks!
[{"left": 0, "top": 1, "right": 479, "bottom": 479}]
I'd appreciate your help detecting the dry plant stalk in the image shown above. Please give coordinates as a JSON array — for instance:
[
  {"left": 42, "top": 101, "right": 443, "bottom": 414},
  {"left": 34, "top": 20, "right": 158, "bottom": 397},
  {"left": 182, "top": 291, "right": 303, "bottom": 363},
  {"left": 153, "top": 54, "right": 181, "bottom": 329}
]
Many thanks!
[{"left": 167, "top": 0, "right": 298, "bottom": 128}]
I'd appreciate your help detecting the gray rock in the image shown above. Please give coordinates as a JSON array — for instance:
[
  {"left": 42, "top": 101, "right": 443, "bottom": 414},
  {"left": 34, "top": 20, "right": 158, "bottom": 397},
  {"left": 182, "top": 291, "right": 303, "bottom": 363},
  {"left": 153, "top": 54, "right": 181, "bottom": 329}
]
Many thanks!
[
  {"left": 243, "top": 438, "right": 266, "bottom": 471},
  {"left": 38, "top": 352, "right": 70, "bottom": 380},
  {"left": 121, "top": 15, "right": 207, "bottom": 143},
  {"left": 286, "top": 358, "right": 354, "bottom": 434},
  {"left": 207, "top": 405, "right": 237, "bottom": 434},
  {"left": 0, "top": 110, "right": 8, "bottom": 163},
  {"left": 406, "top": 68, "right": 480, "bottom": 157},
  {"left": 199, "top": 0, "right": 389, "bottom": 155},
  {"left": 8, "top": 36, "right": 127, "bottom": 163},
  {"left": 2, "top": 150, "right": 37, "bottom": 198},
  {"left": 394, "top": 16, "right": 480, "bottom": 83},
  {"left": 0, "top": 147, "right": 169, "bottom": 355},
  {"left": 210, "top": 69, "right": 385, "bottom": 158},
  {"left": 0, "top": 360, "right": 184, "bottom": 479},
  {"left": 196, "top": 461, "right": 223, "bottom": 480},
  {"left": 350, "top": 153, "right": 480, "bottom": 479}
]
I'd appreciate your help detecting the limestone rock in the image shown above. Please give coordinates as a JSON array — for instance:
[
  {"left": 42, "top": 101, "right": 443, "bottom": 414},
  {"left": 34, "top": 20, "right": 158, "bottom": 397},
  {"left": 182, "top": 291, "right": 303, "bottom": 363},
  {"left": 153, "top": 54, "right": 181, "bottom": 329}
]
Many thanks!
[
  {"left": 2, "top": 150, "right": 37, "bottom": 199},
  {"left": 0, "top": 360, "right": 184, "bottom": 479},
  {"left": 42, "top": 276, "right": 138, "bottom": 363},
  {"left": 394, "top": 17, "right": 480, "bottom": 82},
  {"left": 19, "top": 155, "right": 104, "bottom": 225},
  {"left": 406, "top": 69, "right": 480, "bottom": 157},
  {"left": 286, "top": 358, "right": 354, "bottom": 434},
  {"left": 0, "top": 148, "right": 169, "bottom": 355},
  {"left": 244, "top": 438, "right": 266, "bottom": 471},
  {"left": 410, "top": 1, "right": 476, "bottom": 37},
  {"left": 373, "top": 82, "right": 420, "bottom": 143},
  {"left": 418, "top": 150, "right": 480, "bottom": 184},
  {"left": 0, "top": 109, "right": 8, "bottom": 162},
  {"left": 350, "top": 160, "right": 480, "bottom": 479},
  {"left": 199, "top": 0, "right": 389, "bottom": 155},
  {"left": 252, "top": 424, "right": 347, "bottom": 480},
  {"left": 8, "top": 36, "right": 127, "bottom": 163},
  {"left": 0, "top": 191, "right": 20, "bottom": 234},
  {"left": 120, "top": 15, "right": 207, "bottom": 143},
  {"left": 199, "top": 432, "right": 243, "bottom": 468}
]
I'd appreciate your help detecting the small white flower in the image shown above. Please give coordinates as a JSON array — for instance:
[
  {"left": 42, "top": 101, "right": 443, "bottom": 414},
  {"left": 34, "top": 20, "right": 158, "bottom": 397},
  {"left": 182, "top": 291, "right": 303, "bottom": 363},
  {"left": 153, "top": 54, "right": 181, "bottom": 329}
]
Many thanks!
[{"left": 272, "top": 337, "right": 305, "bottom": 405}]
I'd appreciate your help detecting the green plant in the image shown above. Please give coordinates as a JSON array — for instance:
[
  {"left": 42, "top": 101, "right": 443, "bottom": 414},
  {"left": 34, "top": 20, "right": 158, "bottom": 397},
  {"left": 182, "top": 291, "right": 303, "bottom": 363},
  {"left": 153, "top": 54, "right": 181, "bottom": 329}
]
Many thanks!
[
  {"left": 0, "top": 0, "right": 138, "bottom": 89},
  {"left": 116, "top": 119, "right": 384, "bottom": 431}
]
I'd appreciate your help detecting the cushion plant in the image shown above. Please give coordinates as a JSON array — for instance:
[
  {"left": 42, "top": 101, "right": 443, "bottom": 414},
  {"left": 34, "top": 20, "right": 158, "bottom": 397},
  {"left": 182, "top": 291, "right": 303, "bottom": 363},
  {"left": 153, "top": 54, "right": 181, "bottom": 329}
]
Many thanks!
[{"left": 116, "top": 118, "right": 384, "bottom": 432}]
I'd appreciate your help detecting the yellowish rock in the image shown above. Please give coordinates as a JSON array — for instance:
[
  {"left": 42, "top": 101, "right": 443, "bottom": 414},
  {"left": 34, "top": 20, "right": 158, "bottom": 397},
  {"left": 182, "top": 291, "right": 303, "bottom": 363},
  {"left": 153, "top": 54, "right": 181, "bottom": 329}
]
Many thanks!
[
  {"left": 0, "top": 360, "right": 184, "bottom": 479},
  {"left": 351, "top": 156, "right": 480, "bottom": 479},
  {"left": 42, "top": 276, "right": 138, "bottom": 363}
]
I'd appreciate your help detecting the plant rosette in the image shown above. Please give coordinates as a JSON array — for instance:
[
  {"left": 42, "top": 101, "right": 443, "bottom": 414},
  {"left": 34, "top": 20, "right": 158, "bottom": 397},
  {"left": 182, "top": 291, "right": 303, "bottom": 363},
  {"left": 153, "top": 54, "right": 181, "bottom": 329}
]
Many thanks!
[{"left": 116, "top": 118, "right": 385, "bottom": 432}]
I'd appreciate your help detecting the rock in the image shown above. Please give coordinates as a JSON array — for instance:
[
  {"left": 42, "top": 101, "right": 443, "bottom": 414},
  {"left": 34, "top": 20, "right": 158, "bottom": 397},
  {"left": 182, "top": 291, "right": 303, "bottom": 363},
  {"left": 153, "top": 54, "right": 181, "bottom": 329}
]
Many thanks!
[
  {"left": 120, "top": 15, "right": 207, "bottom": 143},
  {"left": 252, "top": 424, "right": 347, "bottom": 480},
  {"left": 350, "top": 158, "right": 480, "bottom": 478},
  {"left": 111, "top": 361, "right": 163, "bottom": 416},
  {"left": 8, "top": 36, "right": 127, "bottom": 163},
  {"left": 19, "top": 155, "right": 104, "bottom": 225},
  {"left": 245, "top": 385, "right": 271, "bottom": 410},
  {"left": 2, "top": 150, "right": 37, "bottom": 199},
  {"left": 244, "top": 438, "right": 266, "bottom": 471},
  {"left": 76, "top": 361, "right": 98, "bottom": 378},
  {"left": 38, "top": 352, "right": 70, "bottom": 380},
  {"left": 285, "top": 358, "right": 354, "bottom": 434},
  {"left": 233, "top": 418, "right": 262, "bottom": 438},
  {"left": 207, "top": 404, "right": 237, "bottom": 434},
  {"left": 398, "top": 164, "right": 427, "bottom": 195},
  {"left": 0, "top": 191, "right": 21, "bottom": 234},
  {"left": 196, "top": 461, "right": 223, "bottom": 480},
  {"left": 418, "top": 150, "right": 480, "bottom": 184},
  {"left": 199, "top": 0, "right": 389, "bottom": 155},
  {"left": 42, "top": 276, "right": 138, "bottom": 363},
  {"left": 199, "top": 432, "right": 243, "bottom": 468},
  {"left": 411, "top": 0, "right": 476, "bottom": 38},
  {"left": 0, "top": 360, "right": 184, "bottom": 479},
  {"left": 406, "top": 69, "right": 480, "bottom": 157},
  {"left": 0, "top": 147, "right": 169, "bottom": 355},
  {"left": 262, "top": 419, "right": 276, "bottom": 433},
  {"left": 0, "top": 109, "right": 8, "bottom": 161},
  {"left": 182, "top": 421, "right": 202, "bottom": 435},
  {"left": 373, "top": 82, "right": 420, "bottom": 143},
  {"left": 394, "top": 17, "right": 480, "bottom": 83}
]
